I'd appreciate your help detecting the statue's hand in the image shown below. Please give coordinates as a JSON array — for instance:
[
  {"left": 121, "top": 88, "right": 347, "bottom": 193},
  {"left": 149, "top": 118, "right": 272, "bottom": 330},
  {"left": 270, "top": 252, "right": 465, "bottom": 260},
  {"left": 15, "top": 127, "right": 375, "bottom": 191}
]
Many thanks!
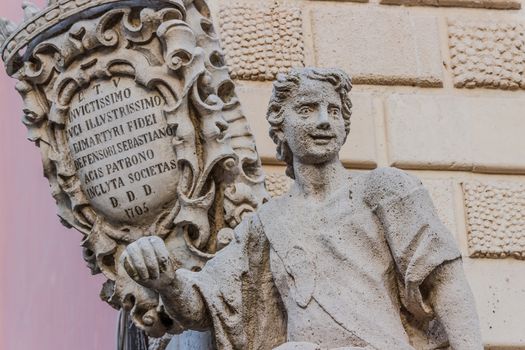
[{"left": 121, "top": 236, "right": 176, "bottom": 293}]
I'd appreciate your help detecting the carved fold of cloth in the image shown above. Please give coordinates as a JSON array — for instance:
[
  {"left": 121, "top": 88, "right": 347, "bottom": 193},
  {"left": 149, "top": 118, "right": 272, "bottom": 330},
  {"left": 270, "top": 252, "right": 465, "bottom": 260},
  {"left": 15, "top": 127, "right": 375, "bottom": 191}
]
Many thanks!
[{"left": 166, "top": 168, "right": 461, "bottom": 350}]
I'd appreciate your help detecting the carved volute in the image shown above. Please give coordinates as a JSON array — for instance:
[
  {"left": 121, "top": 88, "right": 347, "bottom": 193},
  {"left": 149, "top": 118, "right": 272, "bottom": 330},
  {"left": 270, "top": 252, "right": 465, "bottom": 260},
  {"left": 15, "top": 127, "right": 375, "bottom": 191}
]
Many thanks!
[{"left": 0, "top": 0, "right": 268, "bottom": 338}]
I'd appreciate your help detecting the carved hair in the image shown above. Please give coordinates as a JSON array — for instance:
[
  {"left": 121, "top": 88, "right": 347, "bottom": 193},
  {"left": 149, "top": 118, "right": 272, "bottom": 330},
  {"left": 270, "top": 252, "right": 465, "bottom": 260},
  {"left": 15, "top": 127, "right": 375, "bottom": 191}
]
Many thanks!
[{"left": 266, "top": 67, "right": 353, "bottom": 179}]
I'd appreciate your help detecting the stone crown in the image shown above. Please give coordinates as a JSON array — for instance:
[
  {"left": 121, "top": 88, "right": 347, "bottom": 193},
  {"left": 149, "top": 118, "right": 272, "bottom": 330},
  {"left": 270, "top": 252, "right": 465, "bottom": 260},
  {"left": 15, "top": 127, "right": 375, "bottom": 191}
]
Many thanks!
[{"left": 0, "top": 0, "right": 184, "bottom": 75}]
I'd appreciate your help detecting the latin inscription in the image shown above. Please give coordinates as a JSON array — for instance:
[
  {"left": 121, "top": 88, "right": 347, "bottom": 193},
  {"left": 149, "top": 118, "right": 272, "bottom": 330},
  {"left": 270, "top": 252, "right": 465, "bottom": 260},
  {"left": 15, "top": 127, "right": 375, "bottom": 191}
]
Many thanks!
[{"left": 66, "top": 78, "right": 179, "bottom": 224}]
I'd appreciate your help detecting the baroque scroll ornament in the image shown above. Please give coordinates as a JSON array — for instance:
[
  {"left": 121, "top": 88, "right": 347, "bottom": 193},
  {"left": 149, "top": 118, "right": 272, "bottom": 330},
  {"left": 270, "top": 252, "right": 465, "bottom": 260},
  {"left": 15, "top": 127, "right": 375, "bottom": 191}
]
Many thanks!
[{"left": 1, "top": 0, "right": 267, "bottom": 340}]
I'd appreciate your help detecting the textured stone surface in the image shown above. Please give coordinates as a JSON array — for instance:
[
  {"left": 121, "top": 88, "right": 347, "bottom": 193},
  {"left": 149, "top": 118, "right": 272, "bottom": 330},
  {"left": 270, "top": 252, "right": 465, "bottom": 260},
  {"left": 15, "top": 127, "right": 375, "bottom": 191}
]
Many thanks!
[
  {"left": 236, "top": 82, "right": 377, "bottom": 168},
  {"left": 1, "top": 0, "right": 268, "bottom": 342},
  {"left": 122, "top": 68, "right": 482, "bottom": 349},
  {"left": 217, "top": 2, "right": 304, "bottom": 81},
  {"left": 266, "top": 174, "right": 458, "bottom": 237},
  {"left": 423, "top": 179, "right": 457, "bottom": 236},
  {"left": 449, "top": 20, "right": 525, "bottom": 90},
  {"left": 463, "top": 181, "right": 525, "bottom": 259},
  {"left": 386, "top": 94, "right": 471, "bottom": 170},
  {"left": 1, "top": 0, "right": 184, "bottom": 75},
  {"left": 312, "top": 6, "right": 443, "bottom": 87},
  {"left": 265, "top": 173, "right": 293, "bottom": 197},
  {"left": 67, "top": 77, "right": 176, "bottom": 224},
  {"left": 382, "top": 0, "right": 521, "bottom": 9},
  {"left": 386, "top": 94, "right": 525, "bottom": 173},
  {"left": 1, "top": 0, "right": 522, "bottom": 347},
  {"left": 464, "top": 259, "right": 525, "bottom": 347}
]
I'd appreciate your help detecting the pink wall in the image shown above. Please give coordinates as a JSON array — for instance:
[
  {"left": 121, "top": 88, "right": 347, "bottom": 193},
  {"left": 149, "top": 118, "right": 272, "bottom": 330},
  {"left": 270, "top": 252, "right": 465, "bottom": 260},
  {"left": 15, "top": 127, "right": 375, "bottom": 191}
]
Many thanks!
[{"left": 0, "top": 1, "right": 117, "bottom": 349}]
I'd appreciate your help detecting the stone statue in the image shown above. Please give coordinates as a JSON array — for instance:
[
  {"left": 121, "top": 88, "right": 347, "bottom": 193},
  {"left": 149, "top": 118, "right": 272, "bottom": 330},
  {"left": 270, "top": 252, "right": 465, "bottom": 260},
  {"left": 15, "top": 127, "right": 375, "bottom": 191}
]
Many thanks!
[{"left": 122, "top": 68, "right": 484, "bottom": 350}]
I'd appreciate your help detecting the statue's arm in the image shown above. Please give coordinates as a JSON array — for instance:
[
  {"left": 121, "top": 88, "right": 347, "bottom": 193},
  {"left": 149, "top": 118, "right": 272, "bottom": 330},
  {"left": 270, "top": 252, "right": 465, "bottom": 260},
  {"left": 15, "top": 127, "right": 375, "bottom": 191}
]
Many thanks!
[
  {"left": 159, "top": 268, "right": 210, "bottom": 329},
  {"left": 364, "top": 167, "right": 483, "bottom": 349},
  {"left": 121, "top": 214, "right": 261, "bottom": 331},
  {"left": 423, "top": 260, "right": 483, "bottom": 350},
  {"left": 120, "top": 236, "right": 211, "bottom": 329}
]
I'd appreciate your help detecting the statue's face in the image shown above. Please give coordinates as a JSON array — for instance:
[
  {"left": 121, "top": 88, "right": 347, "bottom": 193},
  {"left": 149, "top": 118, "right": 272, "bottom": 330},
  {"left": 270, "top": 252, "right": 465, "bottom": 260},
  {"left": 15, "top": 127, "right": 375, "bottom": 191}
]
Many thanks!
[{"left": 281, "top": 78, "right": 346, "bottom": 165}]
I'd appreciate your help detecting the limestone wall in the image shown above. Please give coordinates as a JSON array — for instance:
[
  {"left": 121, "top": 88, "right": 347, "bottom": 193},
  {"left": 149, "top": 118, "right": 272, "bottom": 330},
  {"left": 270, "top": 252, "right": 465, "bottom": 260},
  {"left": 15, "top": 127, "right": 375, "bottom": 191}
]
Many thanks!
[{"left": 210, "top": 1, "right": 525, "bottom": 348}]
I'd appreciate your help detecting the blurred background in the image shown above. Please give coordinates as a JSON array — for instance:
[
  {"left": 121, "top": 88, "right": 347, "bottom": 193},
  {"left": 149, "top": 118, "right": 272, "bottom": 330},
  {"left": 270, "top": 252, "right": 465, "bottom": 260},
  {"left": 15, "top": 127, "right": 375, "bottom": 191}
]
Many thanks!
[{"left": 0, "top": 1, "right": 116, "bottom": 349}]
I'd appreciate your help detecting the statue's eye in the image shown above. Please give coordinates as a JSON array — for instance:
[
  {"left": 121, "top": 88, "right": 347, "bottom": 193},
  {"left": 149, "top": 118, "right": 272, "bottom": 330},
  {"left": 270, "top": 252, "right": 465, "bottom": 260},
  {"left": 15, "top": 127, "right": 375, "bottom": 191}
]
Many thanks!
[
  {"left": 329, "top": 107, "right": 341, "bottom": 117},
  {"left": 298, "top": 106, "right": 313, "bottom": 115}
]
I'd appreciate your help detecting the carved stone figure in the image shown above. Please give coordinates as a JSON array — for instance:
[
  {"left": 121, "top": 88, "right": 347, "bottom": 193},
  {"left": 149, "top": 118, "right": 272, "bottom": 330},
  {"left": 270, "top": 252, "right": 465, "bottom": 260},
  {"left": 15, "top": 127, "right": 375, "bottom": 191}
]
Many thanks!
[
  {"left": 122, "top": 68, "right": 484, "bottom": 350},
  {"left": 0, "top": 0, "right": 266, "bottom": 347}
]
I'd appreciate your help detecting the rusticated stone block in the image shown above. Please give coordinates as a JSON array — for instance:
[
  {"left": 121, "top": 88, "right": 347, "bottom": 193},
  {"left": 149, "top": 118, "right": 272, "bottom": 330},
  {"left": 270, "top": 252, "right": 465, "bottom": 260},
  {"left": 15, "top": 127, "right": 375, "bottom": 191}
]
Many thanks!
[
  {"left": 312, "top": 6, "right": 443, "bottom": 87},
  {"left": 422, "top": 179, "right": 457, "bottom": 236},
  {"left": 217, "top": 2, "right": 304, "bottom": 81},
  {"left": 463, "top": 181, "right": 525, "bottom": 259},
  {"left": 463, "top": 258, "right": 525, "bottom": 347},
  {"left": 386, "top": 94, "right": 525, "bottom": 174},
  {"left": 382, "top": 0, "right": 520, "bottom": 10},
  {"left": 265, "top": 173, "right": 293, "bottom": 197},
  {"left": 235, "top": 82, "right": 378, "bottom": 168},
  {"left": 449, "top": 20, "right": 525, "bottom": 90},
  {"left": 386, "top": 94, "right": 472, "bottom": 171}
]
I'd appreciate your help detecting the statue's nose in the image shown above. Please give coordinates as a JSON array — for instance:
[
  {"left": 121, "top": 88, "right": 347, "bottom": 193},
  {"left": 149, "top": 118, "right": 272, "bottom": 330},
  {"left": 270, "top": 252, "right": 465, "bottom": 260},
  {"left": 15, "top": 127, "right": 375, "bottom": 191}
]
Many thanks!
[{"left": 316, "top": 110, "right": 330, "bottom": 130}]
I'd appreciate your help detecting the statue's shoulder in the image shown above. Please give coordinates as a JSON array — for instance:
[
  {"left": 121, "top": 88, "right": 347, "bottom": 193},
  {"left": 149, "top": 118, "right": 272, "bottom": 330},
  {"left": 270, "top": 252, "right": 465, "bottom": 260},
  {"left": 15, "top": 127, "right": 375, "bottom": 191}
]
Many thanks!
[
  {"left": 258, "top": 194, "right": 289, "bottom": 216},
  {"left": 230, "top": 211, "right": 268, "bottom": 247},
  {"left": 256, "top": 193, "right": 298, "bottom": 234},
  {"left": 363, "top": 167, "right": 423, "bottom": 207}
]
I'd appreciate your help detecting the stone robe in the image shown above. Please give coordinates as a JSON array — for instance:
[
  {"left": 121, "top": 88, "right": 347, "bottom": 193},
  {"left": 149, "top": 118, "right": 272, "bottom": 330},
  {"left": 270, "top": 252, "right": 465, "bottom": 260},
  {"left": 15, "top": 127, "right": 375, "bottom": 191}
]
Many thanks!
[{"left": 170, "top": 168, "right": 461, "bottom": 350}]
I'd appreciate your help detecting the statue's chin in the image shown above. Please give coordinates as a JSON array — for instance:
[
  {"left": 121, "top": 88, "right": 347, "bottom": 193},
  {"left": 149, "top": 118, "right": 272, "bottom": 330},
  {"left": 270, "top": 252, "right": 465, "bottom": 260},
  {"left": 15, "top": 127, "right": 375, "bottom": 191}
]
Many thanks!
[
  {"left": 289, "top": 138, "right": 343, "bottom": 165},
  {"left": 295, "top": 151, "right": 340, "bottom": 166}
]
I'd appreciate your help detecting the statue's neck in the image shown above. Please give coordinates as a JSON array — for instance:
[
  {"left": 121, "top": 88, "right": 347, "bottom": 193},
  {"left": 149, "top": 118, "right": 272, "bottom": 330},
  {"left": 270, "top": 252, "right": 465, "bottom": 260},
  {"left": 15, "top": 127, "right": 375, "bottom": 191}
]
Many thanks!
[{"left": 292, "top": 157, "right": 348, "bottom": 200}]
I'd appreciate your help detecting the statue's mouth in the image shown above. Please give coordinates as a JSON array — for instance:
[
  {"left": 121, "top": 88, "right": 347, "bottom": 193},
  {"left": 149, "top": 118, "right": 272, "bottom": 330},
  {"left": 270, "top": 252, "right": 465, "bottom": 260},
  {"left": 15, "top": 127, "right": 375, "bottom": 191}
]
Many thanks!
[{"left": 309, "top": 134, "right": 335, "bottom": 143}]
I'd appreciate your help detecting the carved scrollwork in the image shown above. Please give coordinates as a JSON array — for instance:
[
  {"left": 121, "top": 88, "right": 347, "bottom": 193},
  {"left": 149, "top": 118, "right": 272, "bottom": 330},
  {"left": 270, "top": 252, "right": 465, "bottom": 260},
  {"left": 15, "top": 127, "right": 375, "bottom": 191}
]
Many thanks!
[{"left": 4, "top": 0, "right": 268, "bottom": 339}]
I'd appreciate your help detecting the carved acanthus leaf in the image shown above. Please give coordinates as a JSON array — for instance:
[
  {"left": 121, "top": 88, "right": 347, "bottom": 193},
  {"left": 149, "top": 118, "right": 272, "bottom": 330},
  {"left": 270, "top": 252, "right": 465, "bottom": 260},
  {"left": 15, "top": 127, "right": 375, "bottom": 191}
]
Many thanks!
[{"left": 2, "top": 0, "right": 268, "bottom": 339}]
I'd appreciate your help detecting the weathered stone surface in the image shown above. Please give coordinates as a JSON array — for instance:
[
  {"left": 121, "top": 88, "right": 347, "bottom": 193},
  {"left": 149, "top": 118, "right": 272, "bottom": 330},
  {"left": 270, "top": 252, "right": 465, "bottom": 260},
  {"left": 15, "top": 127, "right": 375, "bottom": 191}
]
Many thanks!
[
  {"left": 67, "top": 77, "right": 176, "bottom": 224},
  {"left": 266, "top": 174, "right": 458, "bottom": 237},
  {"left": 312, "top": 6, "right": 443, "bottom": 87},
  {"left": 463, "top": 181, "right": 525, "bottom": 259},
  {"left": 386, "top": 94, "right": 471, "bottom": 170},
  {"left": 265, "top": 173, "right": 293, "bottom": 198},
  {"left": 236, "top": 82, "right": 377, "bottom": 168},
  {"left": 463, "top": 259, "right": 525, "bottom": 347},
  {"left": 386, "top": 94, "right": 525, "bottom": 173},
  {"left": 423, "top": 179, "right": 457, "bottom": 236},
  {"left": 217, "top": 2, "right": 304, "bottom": 81},
  {"left": 382, "top": 0, "right": 520, "bottom": 9},
  {"left": 449, "top": 20, "right": 525, "bottom": 90},
  {"left": 0, "top": 0, "right": 521, "bottom": 347},
  {"left": 123, "top": 68, "right": 482, "bottom": 349},
  {"left": 267, "top": 173, "right": 457, "bottom": 238},
  {"left": 1, "top": 0, "right": 268, "bottom": 342}
]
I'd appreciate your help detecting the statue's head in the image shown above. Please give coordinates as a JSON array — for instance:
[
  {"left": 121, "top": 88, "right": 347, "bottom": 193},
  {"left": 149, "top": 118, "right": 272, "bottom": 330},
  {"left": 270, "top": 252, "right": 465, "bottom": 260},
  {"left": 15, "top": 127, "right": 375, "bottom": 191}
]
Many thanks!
[{"left": 266, "top": 67, "right": 353, "bottom": 178}]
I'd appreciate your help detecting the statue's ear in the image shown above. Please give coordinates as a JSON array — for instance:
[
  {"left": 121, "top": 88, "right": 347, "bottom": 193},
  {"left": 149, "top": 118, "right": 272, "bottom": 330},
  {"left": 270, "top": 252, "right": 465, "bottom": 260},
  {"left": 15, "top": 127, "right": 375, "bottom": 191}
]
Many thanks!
[
  {"left": 267, "top": 103, "right": 284, "bottom": 125},
  {"left": 267, "top": 103, "right": 286, "bottom": 140},
  {"left": 267, "top": 102, "right": 290, "bottom": 163}
]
